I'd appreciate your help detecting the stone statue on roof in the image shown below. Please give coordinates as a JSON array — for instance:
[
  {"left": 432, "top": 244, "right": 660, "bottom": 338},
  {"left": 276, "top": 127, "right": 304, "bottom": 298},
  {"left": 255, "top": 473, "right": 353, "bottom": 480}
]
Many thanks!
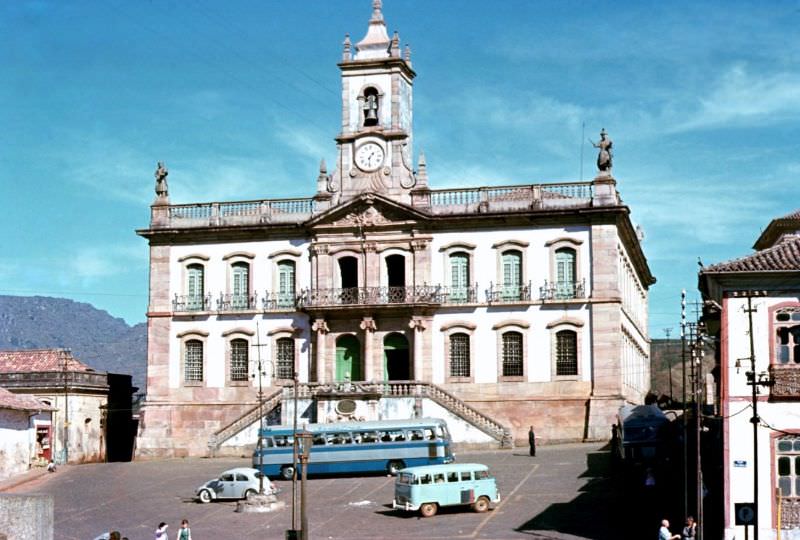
[
  {"left": 590, "top": 129, "right": 613, "bottom": 172},
  {"left": 154, "top": 162, "right": 169, "bottom": 199}
]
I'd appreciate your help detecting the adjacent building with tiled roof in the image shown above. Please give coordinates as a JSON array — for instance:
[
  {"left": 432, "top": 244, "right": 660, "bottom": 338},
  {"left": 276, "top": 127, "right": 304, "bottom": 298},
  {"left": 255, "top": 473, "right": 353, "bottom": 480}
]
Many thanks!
[
  {"left": 0, "top": 348, "right": 135, "bottom": 466},
  {"left": 0, "top": 387, "right": 54, "bottom": 480},
  {"left": 698, "top": 209, "right": 800, "bottom": 537}
]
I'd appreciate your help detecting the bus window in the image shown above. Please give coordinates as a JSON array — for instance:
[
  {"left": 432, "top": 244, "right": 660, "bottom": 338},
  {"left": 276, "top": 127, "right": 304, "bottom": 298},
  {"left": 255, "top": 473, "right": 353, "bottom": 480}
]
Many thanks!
[
  {"left": 474, "top": 470, "right": 489, "bottom": 480},
  {"left": 328, "top": 433, "right": 351, "bottom": 445},
  {"left": 263, "top": 438, "right": 275, "bottom": 448},
  {"left": 419, "top": 474, "right": 432, "bottom": 485},
  {"left": 357, "top": 431, "right": 377, "bottom": 443},
  {"left": 313, "top": 434, "right": 326, "bottom": 446},
  {"left": 424, "top": 428, "right": 436, "bottom": 440},
  {"left": 433, "top": 473, "right": 445, "bottom": 484},
  {"left": 409, "top": 429, "right": 424, "bottom": 441},
  {"left": 460, "top": 471, "right": 472, "bottom": 481},
  {"left": 380, "top": 431, "right": 393, "bottom": 442},
  {"left": 274, "top": 435, "right": 293, "bottom": 447},
  {"left": 447, "top": 471, "right": 459, "bottom": 483},
  {"left": 387, "top": 430, "right": 405, "bottom": 441}
]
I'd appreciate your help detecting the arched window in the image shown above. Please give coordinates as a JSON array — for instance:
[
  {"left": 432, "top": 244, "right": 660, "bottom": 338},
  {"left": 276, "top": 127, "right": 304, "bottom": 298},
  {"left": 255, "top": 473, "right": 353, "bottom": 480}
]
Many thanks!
[
  {"left": 277, "top": 260, "right": 296, "bottom": 308},
  {"left": 555, "top": 248, "right": 577, "bottom": 299},
  {"left": 230, "top": 339, "right": 249, "bottom": 381},
  {"left": 776, "top": 308, "right": 800, "bottom": 365},
  {"left": 555, "top": 330, "right": 578, "bottom": 376},
  {"left": 276, "top": 337, "right": 295, "bottom": 380},
  {"left": 449, "top": 333, "right": 470, "bottom": 378},
  {"left": 231, "top": 262, "right": 250, "bottom": 309},
  {"left": 502, "top": 331, "right": 523, "bottom": 377},
  {"left": 184, "top": 340, "right": 204, "bottom": 382},
  {"left": 449, "top": 253, "right": 470, "bottom": 302},
  {"left": 187, "top": 264, "right": 205, "bottom": 310},
  {"left": 501, "top": 250, "right": 522, "bottom": 300}
]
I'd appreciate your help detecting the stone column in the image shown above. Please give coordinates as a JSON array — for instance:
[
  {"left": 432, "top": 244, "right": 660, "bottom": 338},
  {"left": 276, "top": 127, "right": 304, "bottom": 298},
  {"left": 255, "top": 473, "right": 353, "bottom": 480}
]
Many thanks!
[
  {"left": 410, "top": 239, "right": 430, "bottom": 287},
  {"left": 312, "top": 319, "right": 329, "bottom": 384},
  {"left": 363, "top": 242, "right": 378, "bottom": 288},
  {"left": 360, "top": 317, "right": 377, "bottom": 381},
  {"left": 409, "top": 317, "right": 426, "bottom": 381}
]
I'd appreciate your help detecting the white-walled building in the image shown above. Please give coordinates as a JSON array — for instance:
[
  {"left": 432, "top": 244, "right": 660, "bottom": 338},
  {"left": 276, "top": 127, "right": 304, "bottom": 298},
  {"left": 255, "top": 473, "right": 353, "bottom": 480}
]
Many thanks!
[
  {"left": 700, "top": 209, "right": 800, "bottom": 539},
  {"left": 136, "top": 1, "right": 655, "bottom": 458},
  {"left": 0, "top": 387, "right": 53, "bottom": 481}
]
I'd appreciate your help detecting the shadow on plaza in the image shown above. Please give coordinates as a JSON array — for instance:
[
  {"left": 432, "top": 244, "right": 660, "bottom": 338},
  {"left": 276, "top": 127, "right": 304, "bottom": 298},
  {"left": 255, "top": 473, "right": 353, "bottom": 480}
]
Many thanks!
[{"left": 515, "top": 446, "right": 677, "bottom": 540}]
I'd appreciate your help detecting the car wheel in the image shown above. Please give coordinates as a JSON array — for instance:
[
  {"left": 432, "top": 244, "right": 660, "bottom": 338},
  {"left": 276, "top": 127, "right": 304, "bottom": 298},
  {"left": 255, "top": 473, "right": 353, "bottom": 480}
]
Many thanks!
[
  {"left": 244, "top": 489, "right": 257, "bottom": 500},
  {"left": 473, "top": 496, "right": 490, "bottom": 513},
  {"left": 280, "top": 465, "right": 295, "bottom": 481},
  {"left": 198, "top": 489, "right": 212, "bottom": 504},
  {"left": 419, "top": 502, "right": 437, "bottom": 517},
  {"left": 387, "top": 460, "right": 405, "bottom": 476}
]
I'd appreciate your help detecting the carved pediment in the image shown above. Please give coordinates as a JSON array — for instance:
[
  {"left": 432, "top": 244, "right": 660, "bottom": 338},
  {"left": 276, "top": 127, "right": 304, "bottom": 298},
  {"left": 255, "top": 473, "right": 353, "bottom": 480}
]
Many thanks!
[{"left": 306, "top": 193, "right": 426, "bottom": 230}]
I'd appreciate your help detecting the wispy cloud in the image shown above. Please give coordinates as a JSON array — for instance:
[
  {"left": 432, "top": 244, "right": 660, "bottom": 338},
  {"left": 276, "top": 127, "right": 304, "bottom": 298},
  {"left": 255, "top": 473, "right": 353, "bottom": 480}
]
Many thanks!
[{"left": 66, "top": 243, "right": 146, "bottom": 285}]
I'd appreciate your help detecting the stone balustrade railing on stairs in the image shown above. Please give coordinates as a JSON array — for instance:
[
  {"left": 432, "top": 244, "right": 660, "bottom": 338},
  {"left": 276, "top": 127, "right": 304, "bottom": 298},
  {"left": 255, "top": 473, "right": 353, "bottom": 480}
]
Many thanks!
[{"left": 208, "top": 388, "right": 283, "bottom": 455}]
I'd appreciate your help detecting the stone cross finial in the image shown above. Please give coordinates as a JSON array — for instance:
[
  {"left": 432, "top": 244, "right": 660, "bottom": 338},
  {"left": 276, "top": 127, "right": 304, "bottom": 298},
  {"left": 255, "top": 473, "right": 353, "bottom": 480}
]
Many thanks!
[
  {"left": 390, "top": 31, "right": 400, "bottom": 57},
  {"left": 415, "top": 151, "right": 428, "bottom": 185},
  {"left": 342, "top": 34, "right": 352, "bottom": 61},
  {"left": 154, "top": 161, "right": 169, "bottom": 199},
  {"left": 404, "top": 44, "right": 412, "bottom": 64}
]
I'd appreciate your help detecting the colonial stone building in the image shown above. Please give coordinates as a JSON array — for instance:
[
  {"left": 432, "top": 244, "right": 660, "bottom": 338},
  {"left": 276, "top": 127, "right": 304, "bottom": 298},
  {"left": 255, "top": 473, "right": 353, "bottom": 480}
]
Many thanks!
[
  {"left": 136, "top": 1, "right": 654, "bottom": 458},
  {"left": 700, "top": 209, "right": 800, "bottom": 538}
]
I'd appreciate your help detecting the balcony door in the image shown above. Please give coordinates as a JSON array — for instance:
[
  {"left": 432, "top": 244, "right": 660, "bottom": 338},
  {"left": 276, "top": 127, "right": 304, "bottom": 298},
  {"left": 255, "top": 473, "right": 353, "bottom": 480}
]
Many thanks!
[
  {"left": 502, "top": 250, "right": 522, "bottom": 300},
  {"left": 386, "top": 254, "right": 405, "bottom": 303},
  {"left": 450, "top": 253, "right": 469, "bottom": 302},
  {"left": 555, "top": 248, "right": 576, "bottom": 299},
  {"left": 335, "top": 334, "right": 362, "bottom": 381},
  {"left": 383, "top": 333, "right": 410, "bottom": 381}
]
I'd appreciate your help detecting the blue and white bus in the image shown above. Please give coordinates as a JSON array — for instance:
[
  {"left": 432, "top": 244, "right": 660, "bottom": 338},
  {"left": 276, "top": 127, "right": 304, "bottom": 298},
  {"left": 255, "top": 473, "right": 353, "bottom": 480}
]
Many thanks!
[{"left": 253, "top": 418, "right": 454, "bottom": 479}]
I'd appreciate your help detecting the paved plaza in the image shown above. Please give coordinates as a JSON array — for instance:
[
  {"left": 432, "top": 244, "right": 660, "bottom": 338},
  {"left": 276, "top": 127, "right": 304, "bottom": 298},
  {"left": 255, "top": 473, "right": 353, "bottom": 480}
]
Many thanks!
[{"left": 7, "top": 443, "right": 627, "bottom": 540}]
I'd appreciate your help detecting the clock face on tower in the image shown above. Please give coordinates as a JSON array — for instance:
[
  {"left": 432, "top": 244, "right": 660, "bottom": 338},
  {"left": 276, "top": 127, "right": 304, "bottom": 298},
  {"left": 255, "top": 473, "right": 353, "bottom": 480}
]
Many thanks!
[{"left": 354, "top": 142, "right": 385, "bottom": 172}]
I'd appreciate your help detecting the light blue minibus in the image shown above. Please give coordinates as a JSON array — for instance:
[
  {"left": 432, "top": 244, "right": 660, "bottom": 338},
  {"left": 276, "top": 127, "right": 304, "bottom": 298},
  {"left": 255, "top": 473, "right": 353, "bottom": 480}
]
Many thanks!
[
  {"left": 393, "top": 463, "right": 501, "bottom": 517},
  {"left": 253, "top": 418, "right": 454, "bottom": 479}
]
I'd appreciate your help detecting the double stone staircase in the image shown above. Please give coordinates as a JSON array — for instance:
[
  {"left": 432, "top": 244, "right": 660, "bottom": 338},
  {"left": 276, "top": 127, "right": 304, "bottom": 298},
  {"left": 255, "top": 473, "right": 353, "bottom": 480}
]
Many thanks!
[{"left": 208, "top": 381, "right": 513, "bottom": 454}]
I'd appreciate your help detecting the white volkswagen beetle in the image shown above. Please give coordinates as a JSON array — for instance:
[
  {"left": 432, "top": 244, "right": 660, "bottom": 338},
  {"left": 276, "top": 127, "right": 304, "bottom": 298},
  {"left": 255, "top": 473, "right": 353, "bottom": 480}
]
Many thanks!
[{"left": 195, "top": 467, "right": 275, "bottom": 503}]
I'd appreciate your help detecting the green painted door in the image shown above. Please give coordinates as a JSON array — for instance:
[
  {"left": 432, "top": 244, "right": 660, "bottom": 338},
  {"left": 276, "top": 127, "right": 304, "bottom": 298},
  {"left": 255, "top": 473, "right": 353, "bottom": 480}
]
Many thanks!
[{"left": 335, "top": 335, "right": 362, "bottom": 381}]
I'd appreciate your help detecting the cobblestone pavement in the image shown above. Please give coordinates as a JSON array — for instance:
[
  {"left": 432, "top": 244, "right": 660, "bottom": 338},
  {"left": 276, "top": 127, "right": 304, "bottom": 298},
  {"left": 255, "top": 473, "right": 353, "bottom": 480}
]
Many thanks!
[{"left": 7, "top": 443, "right": 624, "bottom": 540}]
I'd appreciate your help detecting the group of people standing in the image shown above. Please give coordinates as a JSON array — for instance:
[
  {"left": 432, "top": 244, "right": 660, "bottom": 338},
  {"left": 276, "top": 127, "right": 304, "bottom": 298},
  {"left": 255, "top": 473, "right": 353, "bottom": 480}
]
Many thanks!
[
  {"left": 94, "top": 519, "right": 192, "bottom": 540},
  {"left": 659, "top": 516, "right": 697, "bottom": 540}
]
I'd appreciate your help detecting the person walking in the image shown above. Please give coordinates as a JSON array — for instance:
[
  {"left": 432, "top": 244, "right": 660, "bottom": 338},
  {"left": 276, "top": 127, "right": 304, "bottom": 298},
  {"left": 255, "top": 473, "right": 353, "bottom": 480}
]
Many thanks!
[
  {"left": 154, "top": 522, "right": 168, "bottom": 540},
  {"left": 528, "top": 426, "right": 536, "bottom": 457},
  {"left": 177, "top": 519, "right": 192, "bottom": 540},
  {"left": 659, "top": 519, "right": 680, "bottom": 540},
  {"left": 682, "top": 516, "right": 697, "bottom": 539}
]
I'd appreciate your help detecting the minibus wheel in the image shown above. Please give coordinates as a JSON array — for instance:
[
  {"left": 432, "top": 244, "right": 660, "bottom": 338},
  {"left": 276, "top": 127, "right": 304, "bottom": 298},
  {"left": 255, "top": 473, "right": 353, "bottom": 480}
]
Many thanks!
[
  {"left": 387, "top": 460, "right": 405, "bottom": 475},
  {"left": 280, "top": 465, "right": 295, "bottom": 480},
  {"left": 472, "top": 496, "right": 490, "bottom": 513},
  {"left": 419, "top": 502, "right": 437, "bottom": 517}
]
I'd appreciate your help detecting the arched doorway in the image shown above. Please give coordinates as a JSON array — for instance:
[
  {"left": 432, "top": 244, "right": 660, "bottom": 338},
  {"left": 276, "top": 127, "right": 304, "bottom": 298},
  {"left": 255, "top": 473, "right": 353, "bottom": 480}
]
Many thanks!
[
  {"left": 335, "top": 334, "right": 362, "bottom": 381},
  {"left": 384, "top": 333, "right": 410, "bottom": 381}
]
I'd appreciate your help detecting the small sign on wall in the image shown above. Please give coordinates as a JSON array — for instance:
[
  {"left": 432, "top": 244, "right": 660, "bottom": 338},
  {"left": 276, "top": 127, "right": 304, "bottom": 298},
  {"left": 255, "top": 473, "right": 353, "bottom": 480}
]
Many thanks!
[{"left": 733, "top": 460, "right": 747, "bottom": 468}]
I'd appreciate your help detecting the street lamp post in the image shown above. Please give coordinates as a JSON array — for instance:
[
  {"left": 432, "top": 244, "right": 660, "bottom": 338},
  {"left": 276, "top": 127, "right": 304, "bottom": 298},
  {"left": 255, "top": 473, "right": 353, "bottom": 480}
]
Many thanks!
[
  {"left": 252, "top": 329, "right": 268, "bottom": 495},
  {"left": 297, "top": 430, "right": 313, "bottom": 540}
]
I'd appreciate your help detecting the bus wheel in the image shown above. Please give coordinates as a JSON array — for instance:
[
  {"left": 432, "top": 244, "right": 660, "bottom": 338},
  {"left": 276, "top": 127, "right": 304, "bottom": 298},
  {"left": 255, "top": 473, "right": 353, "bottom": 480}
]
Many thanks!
[
  {"left": 419, "top": 502, "right": 437, "bottom": 517},
  {"left": 472, "top": 496, "right": 490, "bottom": 513},
  {"left": 387, "top": 460, "right": 405, "bottom": 476},
  {"left": 280, "top": 465, "right": 295, "bottom": 480}
]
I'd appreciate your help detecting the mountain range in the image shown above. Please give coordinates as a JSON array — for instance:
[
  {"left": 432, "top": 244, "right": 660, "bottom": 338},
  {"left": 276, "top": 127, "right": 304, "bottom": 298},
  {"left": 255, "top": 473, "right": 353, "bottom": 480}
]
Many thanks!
[{"left": 0, "top": 295, "right": 147, "bottom": 392}]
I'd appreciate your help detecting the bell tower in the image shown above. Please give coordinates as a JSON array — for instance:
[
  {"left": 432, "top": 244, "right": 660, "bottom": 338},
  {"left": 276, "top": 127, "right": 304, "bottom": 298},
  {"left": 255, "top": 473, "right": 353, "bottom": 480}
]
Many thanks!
[{"left": 326, "top": 0, "right": 422, "bottom": 204}]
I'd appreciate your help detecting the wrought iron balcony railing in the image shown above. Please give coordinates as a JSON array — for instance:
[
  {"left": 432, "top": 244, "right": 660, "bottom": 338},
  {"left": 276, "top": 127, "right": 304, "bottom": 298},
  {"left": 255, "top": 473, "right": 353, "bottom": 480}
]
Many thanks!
[
  {"left": 539, "top": 279, "right": 587, "bottom": 301},
  {"left": 173, "top": 293, "right": 212, "bottom": 312},
  {"left": 299, "top": 286, "right": 444, "bottom": 308},
  {"left": 217, "top": 293, "right": 258, "bottom": 311},
  {"left": 263, "top": 291, "right": 298, "bottom": 311},
  {"left": 485, "top": 282, "right": 532, "bottom": 304},
  {"left": 440, "top": 285, "right": 479, "bottom": 304}
]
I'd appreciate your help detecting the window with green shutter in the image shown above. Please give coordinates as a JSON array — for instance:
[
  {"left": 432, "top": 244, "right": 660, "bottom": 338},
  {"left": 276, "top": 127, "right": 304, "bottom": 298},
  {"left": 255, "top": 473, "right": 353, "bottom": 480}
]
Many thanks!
[
  {"left": 555, "top": 248, "right": 576, "bottom": 299},
  {"left": 187, "top": 264, "right": 204, "bottom": 310},
  {"left": 232, "top": 262, "right": 250, "bottom": 309},
  {"left": 278, "top": 261, "right": 296, "bottom": 307},
  {"left": 501, "top": 250, "right": 522, "bottom": 300},
  {"left": 450, "top": 253, "right": 469, "bottom": 302}
]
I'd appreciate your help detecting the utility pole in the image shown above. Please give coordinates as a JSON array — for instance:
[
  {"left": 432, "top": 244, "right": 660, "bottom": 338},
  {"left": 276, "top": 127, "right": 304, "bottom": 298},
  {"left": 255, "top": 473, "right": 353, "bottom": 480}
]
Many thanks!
[
  {"left": 694, "top": 324, "right": 705, "bottom": 540},
  {"left": 251, "top": 322, "right": 269, "bottom": 495},
  {"left": 744, "top": 294, "right": 760, "bottom": 540},
  {"left": 663, "top": 327, "right": 674, "bottom": 402},
  {"left": 681, "top": 290, "right": 688, "bottom": 521},
  {"left": 62, "top": 349, "right": 70, "bottom": 464}
]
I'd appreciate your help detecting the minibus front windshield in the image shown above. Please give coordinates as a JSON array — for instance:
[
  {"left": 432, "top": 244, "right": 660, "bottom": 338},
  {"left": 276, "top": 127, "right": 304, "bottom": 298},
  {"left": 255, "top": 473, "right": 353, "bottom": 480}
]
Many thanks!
[{"left": 397, "top": 472, "right": 415, "bottom": 485}]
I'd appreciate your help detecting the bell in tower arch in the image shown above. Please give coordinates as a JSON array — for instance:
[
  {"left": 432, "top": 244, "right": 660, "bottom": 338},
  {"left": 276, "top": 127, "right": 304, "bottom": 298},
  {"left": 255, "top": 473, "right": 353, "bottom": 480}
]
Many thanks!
[{"left": 363, "top": 88, "right": 379, "bottom": 127}]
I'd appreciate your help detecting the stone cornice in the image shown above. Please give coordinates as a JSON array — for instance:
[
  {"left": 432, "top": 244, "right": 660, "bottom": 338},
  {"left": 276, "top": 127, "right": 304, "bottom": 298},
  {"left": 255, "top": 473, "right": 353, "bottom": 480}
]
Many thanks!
[
  {"left": 222, "top": 251, "right": 255, "bottom": 260},
  {"left": 491, "top": 319, "right": 530, "bottom": 331}
]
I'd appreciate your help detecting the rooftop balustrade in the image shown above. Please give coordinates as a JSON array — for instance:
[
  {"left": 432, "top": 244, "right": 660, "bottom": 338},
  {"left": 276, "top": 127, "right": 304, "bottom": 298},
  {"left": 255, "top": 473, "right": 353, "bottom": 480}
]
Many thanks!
[{"left": 150, "top": 180, "right": 602, "bottom": 229}]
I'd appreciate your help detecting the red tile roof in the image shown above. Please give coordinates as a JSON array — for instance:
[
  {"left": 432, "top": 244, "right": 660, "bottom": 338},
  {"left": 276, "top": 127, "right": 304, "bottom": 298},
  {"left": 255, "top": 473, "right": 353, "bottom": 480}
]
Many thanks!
[
  {"left": 0, "top": 387, "right": 54, "bottom": 412},
  {"left": 704, "top": 235, "right": 800, "bottom": 273},
  {"left": 754, "top": 208, "right": 800, "bottom": 250},
  {"left": 0, "top": 349, "right": 94, "bottom": 374}
]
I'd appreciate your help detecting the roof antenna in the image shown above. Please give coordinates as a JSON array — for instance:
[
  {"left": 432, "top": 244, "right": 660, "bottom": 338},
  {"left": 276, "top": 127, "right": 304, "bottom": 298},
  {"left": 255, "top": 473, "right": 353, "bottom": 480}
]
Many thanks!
[{"left": 579, "top": 121, "right": 585, "bottom": 181}]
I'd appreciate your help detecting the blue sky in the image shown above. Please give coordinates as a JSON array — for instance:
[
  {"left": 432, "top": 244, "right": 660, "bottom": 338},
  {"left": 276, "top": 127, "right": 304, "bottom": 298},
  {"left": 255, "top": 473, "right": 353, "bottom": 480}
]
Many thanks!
[{"left": 2, "top": 1, "right": 799, "bottom": 338}]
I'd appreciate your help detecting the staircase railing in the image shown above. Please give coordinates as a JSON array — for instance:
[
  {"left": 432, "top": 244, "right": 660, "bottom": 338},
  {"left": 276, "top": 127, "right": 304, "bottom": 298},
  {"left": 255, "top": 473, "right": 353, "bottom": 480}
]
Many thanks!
[
  {"left": 294, "top": 381, "right": 513, "bottom": 448},
  {"left": 208, "top": 387, "right": 283, "bottom": 454}
]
